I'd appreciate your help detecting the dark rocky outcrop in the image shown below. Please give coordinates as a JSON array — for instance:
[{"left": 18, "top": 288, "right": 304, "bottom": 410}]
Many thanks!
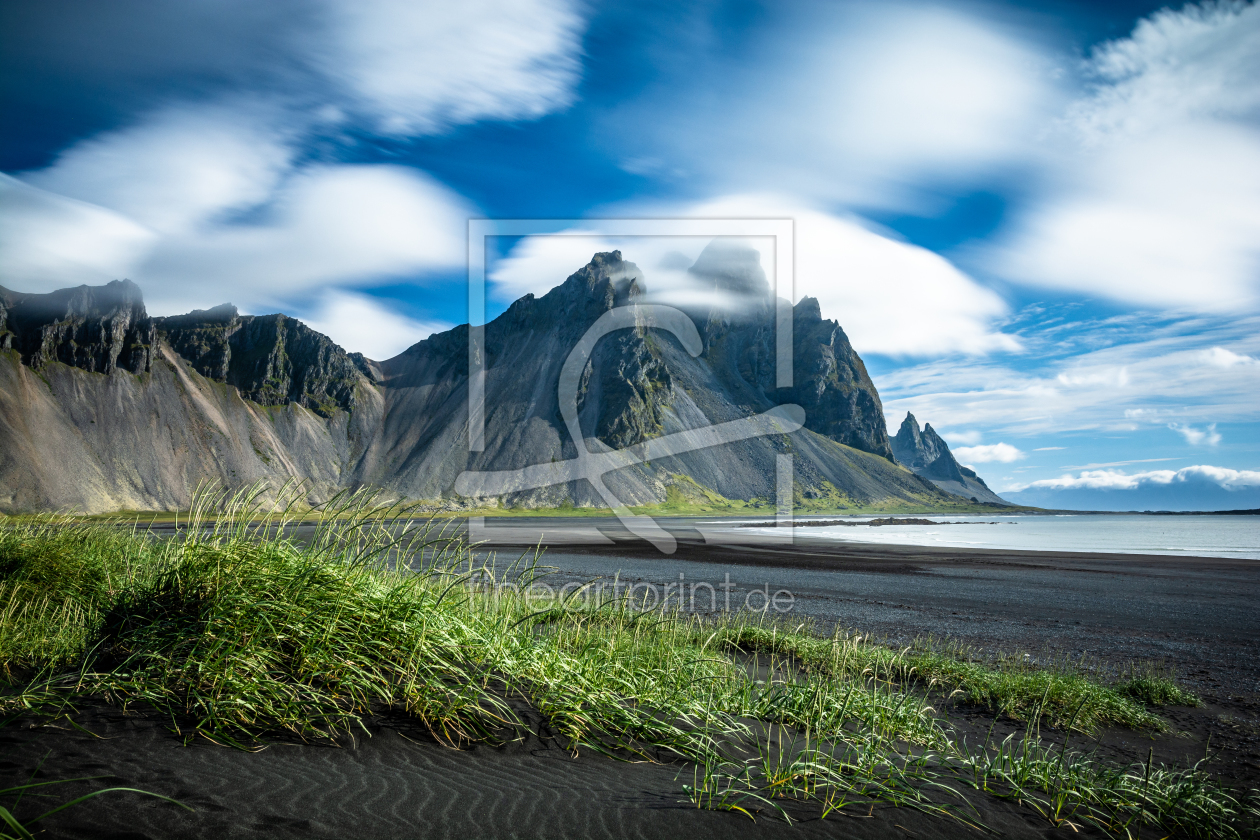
[
  {"left": 0, "top": 280, "right": 155, "bottom": 375},
  {"left": 366, "top": 246, "right": 941, "bottom": 508},
  {"left": 782, "top": 298, "right": 893, "bottom": 459},
  {"left": 0, "top": 283, "right": 369, "bottom": 419},
  {"left": 891, "top": 412, "right": 1007, "bottom": 504},
  {"left": 155, "top": 307, "right": 369, "bottom": 418}
]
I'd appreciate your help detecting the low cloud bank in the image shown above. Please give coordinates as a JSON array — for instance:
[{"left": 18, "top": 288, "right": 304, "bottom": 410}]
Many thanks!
[{"left": 1003, "top": 464, "right": 1260, "bottom": 511}]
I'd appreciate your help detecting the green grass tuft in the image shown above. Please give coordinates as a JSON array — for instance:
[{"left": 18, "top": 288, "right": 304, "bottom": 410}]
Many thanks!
[{"left": 1111, "top": 660, "right": 1199, "bottom": 707}]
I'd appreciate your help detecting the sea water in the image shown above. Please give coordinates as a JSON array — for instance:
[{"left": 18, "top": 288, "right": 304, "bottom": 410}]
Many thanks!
[{"left": 743, "top": 514, "right": 1260, "bottom": 560}]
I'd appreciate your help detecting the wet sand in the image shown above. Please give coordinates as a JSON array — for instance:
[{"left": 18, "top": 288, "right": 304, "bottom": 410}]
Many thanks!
[{"left": 473, "top": 517, "right": 1260, "bottom": 696}]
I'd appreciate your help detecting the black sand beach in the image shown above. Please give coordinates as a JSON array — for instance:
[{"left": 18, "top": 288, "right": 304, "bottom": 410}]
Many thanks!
[
  {"left": 3, "top": 700, "right": 1097, "bottom": 840},
  {"left": 5, "top": 519, "right": 1258, "bottom": 839}
]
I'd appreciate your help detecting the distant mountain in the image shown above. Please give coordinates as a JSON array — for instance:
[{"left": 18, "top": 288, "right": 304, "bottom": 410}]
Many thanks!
[
  {"left": 0, "top": 247, "right": 978, "bottom": 514},
  {"left": 1001, "top": 481, "right": 1260, "bottom": 513},
  {"left": 890, "top": 412, "right": 1007, "bottom": 505}
]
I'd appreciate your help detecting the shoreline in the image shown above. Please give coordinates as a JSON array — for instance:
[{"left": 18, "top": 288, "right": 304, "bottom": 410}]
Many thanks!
[{"left": 486, "top": 523, "right": 1260, "bottom": 785}]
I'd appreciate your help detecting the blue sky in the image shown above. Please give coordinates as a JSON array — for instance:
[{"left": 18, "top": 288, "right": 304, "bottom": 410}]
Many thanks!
[{"left": 1, "top": 0, "right": 1257, "bottom": 510}]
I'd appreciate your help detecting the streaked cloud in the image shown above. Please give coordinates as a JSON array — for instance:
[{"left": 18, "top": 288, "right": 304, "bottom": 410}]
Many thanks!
[
  {"left": 317, "top": 0, "right": 584, "bottom": 134},
  {"left": 140, "top": 164, "right": 471, "bottom": 313},
  {"left": 1059, "top": 458, "right": 1181, "bottom": 470},
  {"left": 1201, "top": 346, "right": 1258, "bottom": 367},
  {"left": 877, "top": 308, "right": 1260, "bottom": 435},
  {"left": 486, "top": 195, "right": 1021, "bottom": 358},
  {"left": 953, "top": 442, "right": 1024, "bottom": 464},
  {"left": 0, "top": 174, "right": 154, "bottom": 288},
  {"left": 299, "top": 289, "right": 452, "bottom": 360},
  {"left": 1, "top": 0, "right": 586, "bottom": 315},
  {"left": 1011, "top": 464, "right": 1260, "bottom": 492},
  {"left": 609, "top": 3, "right": 1058, "bottom": 212},
  {"left": 980, "top": 2, "right": 1260, "bottom": 310},
  {"left": 25, "top": 102, "right": 295, "bottom": 236}
]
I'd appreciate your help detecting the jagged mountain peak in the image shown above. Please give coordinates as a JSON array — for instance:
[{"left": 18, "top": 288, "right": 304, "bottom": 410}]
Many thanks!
[
  {"left": 481, "top": 252, "right": 649, "bottom": 354},
  {"left": 891, "top": 412, "right": 1007, "bottom": 504},
  {"left": 1, "top": 278, "right": 148, "bottom": 323},
  {"left": 161, "top": 303, "right": 239, "bottom": 327},
  {"left": 559, "top": 250, "right": 645, "bottom": 303},
  {"left": 688, "top": 239, "right": 770, "bottom": 298},
  {"left": 794, "top": 296, "right": 823, "bottom": 322},
  {"left": 0, "top": 279, "right": 372, "bottom": 418}
]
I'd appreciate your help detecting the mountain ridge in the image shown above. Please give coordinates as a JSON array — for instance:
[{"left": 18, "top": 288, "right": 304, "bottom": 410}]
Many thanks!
[{"left": 0, "top": 248, "right": 1001, "bottom": 514}]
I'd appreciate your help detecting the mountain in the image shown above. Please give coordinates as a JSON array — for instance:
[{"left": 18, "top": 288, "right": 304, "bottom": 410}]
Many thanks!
[
  {"left": 890, "top": 412, "right": 1007, "bottom": 504},
  {"left": 0, "top": 247, "right": 976, "bottom": 514},
  {"left": 0, "top": 280, "right": 383, "bottom": 512},
  {"left": 1001, "top": 477, "right": 1260, "bottom": 512}
]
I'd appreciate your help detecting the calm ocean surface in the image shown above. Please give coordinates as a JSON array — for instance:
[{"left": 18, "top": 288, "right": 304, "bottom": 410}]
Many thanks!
[{"left": 741, "top": 514, "right": 1260, "bottom": 560}]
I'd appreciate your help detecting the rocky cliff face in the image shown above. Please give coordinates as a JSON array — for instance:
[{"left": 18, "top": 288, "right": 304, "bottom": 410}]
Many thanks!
[
  {"left": 890, "top": 412, "right": 1007, "bottom": 504},
  {"left": 0, "top": 283, "right": 371, "bottom": 421},
  {"left": 156, "top": 306, "right": 373, "bottom": 418},
  {"left": 0, "top": 280, "right": 155, "bottom": 375},
  {"left": 0, "top": 249, "right": 976, "bottom": 513},
  {"left": 782, "top": 298, "right": 893, "bottom": 459}
]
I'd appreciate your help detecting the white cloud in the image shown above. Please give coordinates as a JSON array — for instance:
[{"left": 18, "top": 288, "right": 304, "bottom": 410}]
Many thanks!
[
  {"left": 1034, "top": 446, "right": 1065, "bottom": 451},
  {"left": 8, "top": 1, "right": 587, "bottom": 142},
  {"left": 1169, "top": 422, "right": 1222, "bottom": 446},
  {"left": 1057, "top": 367, "right": 1129, "bottom": 388},
  {"left": 0, "top": 174, "right": 155, "bottom": 289},
  {"left": 612, "top": 1, "right": 1260, "bottom": 314},
  {"left": 988, "top": 125, "right": 1260, "bottom": 308},
  {"left": 140, "top": 164, "right": 471, "bottom": 314},
  {"left": 4, "top": 112, "right": 473, "bottom": 316},
  {"left": 792, "top": 210, "right": 1019, "bottom": 356},
  {"left": 1061, "top": 458, "right": 1180, "bottom": 470},
  {"left": 1201, "top": 346, "right": 1258, "bottom": 367},
  {"left": 803, "top": 7, "right": 1053, "bottom": 187},
  {"left": 316, "top": 0, "right": 584, "bottom": 134},
  {"left": 488, "top": 231, "right": 790, "bottom": 318},
  {"left": 941, "top": 430, "right": 982, "bottom": 446},
  {"left": 1012, "top": 464, "right": 1260, "bottom": 492},
  {"left": 24, "top": 103, "right": 294, "bottom": 236},
  {"left": 1072, "top": 2, "right": 1260, "bottom": 138},
  {"left": 300, "top": 289, "right": 452, "bottom": 360},
  {"left": 953, "top": 442, "right": 1024, "bottom": 463},
  {"left": 612, "top": 3, "right": 1057, "bottom": 212},
  {"left": 2, "top": 0, "right": 587, "bottom": 313},
  {"left": 982, "top": 2, "right": 1260, "bottom": 310}
]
